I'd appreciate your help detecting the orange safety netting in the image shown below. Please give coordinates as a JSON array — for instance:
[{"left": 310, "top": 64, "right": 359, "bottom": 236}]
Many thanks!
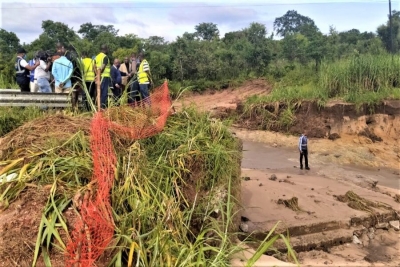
[{"left": 66, "top": 82, "right": 172, "bottom": 266}]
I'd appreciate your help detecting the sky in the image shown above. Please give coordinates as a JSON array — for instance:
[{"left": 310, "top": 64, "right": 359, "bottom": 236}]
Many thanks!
[{"left": 0, "top": 0, "right": 399, "bottom": 44}]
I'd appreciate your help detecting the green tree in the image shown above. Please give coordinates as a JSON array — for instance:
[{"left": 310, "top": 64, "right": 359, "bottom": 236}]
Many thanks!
[
  {"left": 78, "top": 22, "right": 119, "bottom": 42},
  {"left": 274, "top": 10, "right": 317, "bottom": 37},
  {"left": 0, "top": 29, "right": 21, "bottom": 84},
  {"left": 40, "top": 20, "right": 78, "bottom": 49},
  {"left": 377, "top": 10, "right": 400, "bottom": 53},
  {"left": 195, "top": 23, "right": 220, "bottom": 41}
]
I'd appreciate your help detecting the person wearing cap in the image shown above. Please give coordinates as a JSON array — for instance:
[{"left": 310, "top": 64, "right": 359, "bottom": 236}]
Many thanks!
[{"left": 15, "top": 48, "right": 40, "bottom": 92}]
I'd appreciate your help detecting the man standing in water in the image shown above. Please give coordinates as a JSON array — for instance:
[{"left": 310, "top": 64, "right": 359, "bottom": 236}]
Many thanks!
[{"left": 299, "top": 130, "right": 310, "bottom": 170}]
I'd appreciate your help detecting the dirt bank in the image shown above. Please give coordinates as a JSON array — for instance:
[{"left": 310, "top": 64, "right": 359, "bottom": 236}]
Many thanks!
[{"left": 237, "top": 100, "right": 400, "bottom": 140}]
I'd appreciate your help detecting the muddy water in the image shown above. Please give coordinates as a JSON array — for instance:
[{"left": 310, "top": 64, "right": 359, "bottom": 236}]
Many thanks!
[{"left": 242, "top": 140, "right": 400, "bottom": 190}]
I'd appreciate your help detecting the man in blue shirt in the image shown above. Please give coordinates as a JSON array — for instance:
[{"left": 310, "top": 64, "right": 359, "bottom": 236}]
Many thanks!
[
  {"left": 51, "top": 52, "right": 73, "bottom": 94},
  {"left": 298, "top": 130, "right": 310, "bottom": 170},
  {"left": 111, "top": 58, "right": 122, "bottom": 103}
]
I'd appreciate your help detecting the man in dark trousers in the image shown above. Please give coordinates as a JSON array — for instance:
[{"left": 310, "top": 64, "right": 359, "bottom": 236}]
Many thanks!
[
  {"left": 299, "top": 130, "right": 310, "bottom": 170},
  {"left": 15, "top": 48, "right": 40, "bottom": 92},
  {"left": 110, "top": 58, "right": 122, "bottom": 104}
]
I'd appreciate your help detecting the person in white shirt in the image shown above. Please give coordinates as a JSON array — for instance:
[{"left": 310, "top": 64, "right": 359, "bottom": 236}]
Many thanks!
[{"left": 34, "top": 51, "right": 52, "bottom": 93}]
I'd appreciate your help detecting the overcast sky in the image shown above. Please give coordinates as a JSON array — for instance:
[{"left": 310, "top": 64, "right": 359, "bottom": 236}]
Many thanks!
[{"left": 0, "top": 0, "right": 398, "bottom": 44}]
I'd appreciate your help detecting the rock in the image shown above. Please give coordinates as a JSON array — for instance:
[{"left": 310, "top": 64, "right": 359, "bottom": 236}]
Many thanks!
[
  {"left": 259, "top": 183, "right": 263, "bottom": 187},
  {"left": 368, "top": 227, "right": 375, "bottom": 233},
  {"left": 243, "top": 176, "right": 250, "bottom": 181},
  {"left": 329, "top": 133, "right": 341, "bottom": 141},
  {"left": 375, "top": 222, "right": 389, "bottom": 230},
  {"left": 269, "top": 174, "right": 277, "bottom": 181},
  {"left": 273, "top": 143, "right": 278, "bottom": 147},
  {"left": 367, "top": 232, "right": 375, "bottom": 240},
  {"left": 366, "top": 178, "right": 378, "bottom": 188},
  {"left": 389, "top": 221, "right": 400, "bottom": 231},
  {"left": 356, "top": 174, "right": 365, "bottom": 179},
  {"left": 311, "top": 188, "right": 314, "bottom": 191},
  {"left": 287, "top": 175, "right": 292, "bottom": 178},
  {"left": 334, "top": 154, "right": 341, "bottom": 158},
  {"left": 239, "top": 222, "right": 249, "bottom": 232},
  {"left": 279, "top": 179, "right": 284, "bottom": 183},
  {"left": 352, "top": 235, "right": 362, "bottom": 244}
]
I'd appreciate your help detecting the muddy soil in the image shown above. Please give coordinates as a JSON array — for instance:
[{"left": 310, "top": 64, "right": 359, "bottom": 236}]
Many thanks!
[
  {"left": 238, "top": 139, "right": 400, "bottom": 266},
  {"left": 175, "top": 80, "right": 400, "bottom": 266},
  {"left": 0, "top": 188, "right": 48, "bottom": 267}
]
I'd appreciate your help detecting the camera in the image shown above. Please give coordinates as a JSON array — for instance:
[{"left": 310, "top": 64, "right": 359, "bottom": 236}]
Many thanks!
[{"left": 35, "top": 50, "right": 55, "bottom": 62}]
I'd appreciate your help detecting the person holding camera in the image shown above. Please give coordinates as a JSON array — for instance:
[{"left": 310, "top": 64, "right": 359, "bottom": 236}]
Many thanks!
[{"left": 34, "top": 51, "right": 52, "bottom": 93}]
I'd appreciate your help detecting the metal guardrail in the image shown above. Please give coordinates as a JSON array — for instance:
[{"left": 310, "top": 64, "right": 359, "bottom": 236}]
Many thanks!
[{"left": 0, "top": 89, "right": 78, "bottom": 107}]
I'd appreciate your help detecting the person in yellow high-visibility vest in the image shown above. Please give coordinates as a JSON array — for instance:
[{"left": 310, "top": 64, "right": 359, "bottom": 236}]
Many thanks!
[
  {"left": 95, "top": 44, "right": 111, "bottom": 108},
  {"left": 82, "top": 51, "right": 96, "bottom": 110},
  {"left": 137, "top": 52, "right": 152, "bottom": 103}
]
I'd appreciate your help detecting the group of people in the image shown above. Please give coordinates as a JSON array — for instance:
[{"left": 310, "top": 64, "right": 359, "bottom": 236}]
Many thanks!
[{"left": 15, "top": 43, "right": 152, "bottom": 109}]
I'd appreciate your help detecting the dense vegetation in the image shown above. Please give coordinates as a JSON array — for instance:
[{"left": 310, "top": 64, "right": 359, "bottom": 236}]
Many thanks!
[{"left": 0, "top": 9, "right": 399, "bottom": 100}]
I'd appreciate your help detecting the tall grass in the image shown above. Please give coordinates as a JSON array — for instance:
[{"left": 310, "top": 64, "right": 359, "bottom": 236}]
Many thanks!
[{"left": 319, "top": 54, "right": 400, "bottom": 97}]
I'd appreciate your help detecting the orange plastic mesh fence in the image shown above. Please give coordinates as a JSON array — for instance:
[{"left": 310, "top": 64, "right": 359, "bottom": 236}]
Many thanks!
[{"left": 66, "top": 82, "right": 172, "bottom": 266}]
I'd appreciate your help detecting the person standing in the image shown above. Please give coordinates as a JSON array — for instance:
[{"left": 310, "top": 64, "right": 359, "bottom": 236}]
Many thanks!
[
  {"left": 28, "top": 58, "right": 38, "bottom": 92},
  {"left": 137, "top": 52, "right": 152, "bottom": 103},
  {"left": 299, "top": 130, "right": 310, "bottom": 170},
  {"left": 111, "top": 58, "right": 122, "bottom": 103},
  {"left": 34, "top": 52, "right": 52, "bottom": 93},
  {"left": 95, "top": 44, "right": 111, "bottom": 108},
  {"left": 82, "top": 52, "right": 96, "bottom": 110},
  {"left": 15, "top": 48, "right": 39, "bottom": 92},
  {"left": 52, "top": 52, "right": 73, "bottom": 94},
  {"left": 118, "top": 56, "right": 130, "bottom": 92}
]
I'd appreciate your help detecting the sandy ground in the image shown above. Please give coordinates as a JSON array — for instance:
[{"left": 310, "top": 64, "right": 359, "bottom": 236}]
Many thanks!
[{"left": 174, "top": 79, "right": 271, "bottom": 112}]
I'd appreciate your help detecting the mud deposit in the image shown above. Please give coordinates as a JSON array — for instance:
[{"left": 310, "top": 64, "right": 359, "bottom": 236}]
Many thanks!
[{"left": 239, "top": 139, "right": 400, "bottom": 266}]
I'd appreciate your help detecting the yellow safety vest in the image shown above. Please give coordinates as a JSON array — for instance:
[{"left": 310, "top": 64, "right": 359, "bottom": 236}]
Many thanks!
[
  {"left": 95, "top": 52, "right": 111, "bottom": 78},
  {"left": 138, "top": 59, "right": 150, "bottom": 84},
  {"left": 82, "top": 57, "right": 95, "bottom": 82}
]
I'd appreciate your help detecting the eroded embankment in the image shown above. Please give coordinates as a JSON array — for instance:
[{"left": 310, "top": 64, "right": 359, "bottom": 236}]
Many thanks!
[{"left": 237, "top": 100, "right": 400, "bottom": 140}]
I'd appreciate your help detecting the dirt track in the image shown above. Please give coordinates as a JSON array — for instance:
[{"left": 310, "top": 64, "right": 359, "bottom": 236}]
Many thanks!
[{"left": 177, "top": 79, "right": 400, "bottom": 266}]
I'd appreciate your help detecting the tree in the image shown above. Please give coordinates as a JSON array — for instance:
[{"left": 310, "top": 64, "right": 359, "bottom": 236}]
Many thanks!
[
  {"left": 377, "top": 10, "right": 400, "bottom": 53},
  {"left": 0, "top": 29, "right": 21, "bottom": 84},
  {"left": 274, "top": 10, "right": 317, "bottom": 37},
  {"left": 78, "top": 23, "right": 119, "bottom": 42},
  {"left": 195, "top": 23, "right": 219, "bottom": 41},
  {"left": 41, "top": 20, "right": 78, "bottom": 49},
  {"left": 244, "top": 23, "right": 267, "bottom": 45},
  {"left": 0, "top": 29, "right": 20, "bottom": 55}
]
